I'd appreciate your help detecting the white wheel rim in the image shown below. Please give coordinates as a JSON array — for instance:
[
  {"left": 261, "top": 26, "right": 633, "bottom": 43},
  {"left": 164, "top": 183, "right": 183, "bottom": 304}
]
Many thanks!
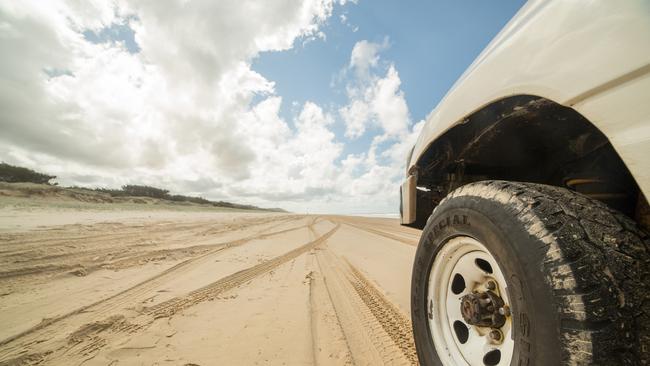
[{"left": 427, "top": 236, "right": 514, "bottom": 366}]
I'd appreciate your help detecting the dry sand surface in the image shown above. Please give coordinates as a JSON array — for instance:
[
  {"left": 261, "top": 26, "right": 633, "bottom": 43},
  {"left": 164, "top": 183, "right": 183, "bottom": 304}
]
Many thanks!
[{"left": 0, "top": 207, "right": 423, "bottom": 365}]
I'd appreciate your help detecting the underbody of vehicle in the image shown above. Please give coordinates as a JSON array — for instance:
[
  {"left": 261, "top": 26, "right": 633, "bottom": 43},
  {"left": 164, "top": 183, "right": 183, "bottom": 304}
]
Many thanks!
[{"left": 402, "top": 1, "right": 650, "bottom": 365}]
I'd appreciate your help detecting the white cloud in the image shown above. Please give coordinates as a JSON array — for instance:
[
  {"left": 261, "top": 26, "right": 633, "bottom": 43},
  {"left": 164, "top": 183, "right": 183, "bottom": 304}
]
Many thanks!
[
  {"left": 340, "top": 39, "right": 410, "bottom": 139},
  {"left": 334, "top": 39, "right": 425, "bottom": 213},
  {"left": 0, "top": 1, "right": 421, "bottom": 214},
  {"left": 339, "top": 100, "right": 369, "bottom": 138},
  {"left": 0, "top": 1, "right": 337, "bottom": 184},
  {"left": 371, "top": 65, "right": 410, "bottom": 136},
  {"left": 349, "top": 38, "right": 388, "bottom": 78}
]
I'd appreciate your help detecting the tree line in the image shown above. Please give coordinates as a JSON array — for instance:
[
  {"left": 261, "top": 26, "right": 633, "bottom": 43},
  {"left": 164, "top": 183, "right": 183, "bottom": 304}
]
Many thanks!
[{"left": 0, "top": 162, "right": 56, "bottom": 184}]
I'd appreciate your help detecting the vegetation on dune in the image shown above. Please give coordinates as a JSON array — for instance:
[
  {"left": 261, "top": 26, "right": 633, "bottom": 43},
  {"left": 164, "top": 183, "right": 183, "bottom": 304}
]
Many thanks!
[
  {"left": 122, "top": 185, "right": 169, "bottom": 199},
  {"left": 0, "top": 162, "right": 285, "bottom": 212},
  {"left": 0, "top": 162, "right": 56, "bottom": 184}
]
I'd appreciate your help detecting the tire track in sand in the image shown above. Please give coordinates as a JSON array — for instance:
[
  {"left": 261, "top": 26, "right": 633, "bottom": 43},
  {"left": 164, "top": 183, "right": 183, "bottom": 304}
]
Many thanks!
[
  {"left": 0, "top": 218, "right": 292, "bottom": 281},
  {"left": 0, "top": 217, "right": 308, "bottom": 349},
  {"left": 345, "top": 260, "right": 417, "bottom": 364},
  {"left": 145, "top": 224, "right": 340, "bottom": 319},
  {"left": 0, "top": 216, "right": 298, "bottom": 280},
  {"left": 338, "top": 221, "right": 418, "bottom": 247},
  {"left": 316, "top": 247, "right": 417, "bottom": 365},
  {"left": 47, "top": 223, "right": 340, "bottom": 366}
]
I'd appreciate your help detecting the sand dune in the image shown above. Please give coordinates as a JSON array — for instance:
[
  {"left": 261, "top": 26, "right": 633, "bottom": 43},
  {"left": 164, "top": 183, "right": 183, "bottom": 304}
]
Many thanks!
[{"left": 0, "top": 208, "right": 422, "bottom": 365}]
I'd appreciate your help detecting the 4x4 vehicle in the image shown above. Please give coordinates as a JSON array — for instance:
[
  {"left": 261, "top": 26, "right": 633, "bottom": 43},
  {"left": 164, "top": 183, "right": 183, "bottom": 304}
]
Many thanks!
[{"left": 400, "top": 2, "right": 650, "bottom": 365}]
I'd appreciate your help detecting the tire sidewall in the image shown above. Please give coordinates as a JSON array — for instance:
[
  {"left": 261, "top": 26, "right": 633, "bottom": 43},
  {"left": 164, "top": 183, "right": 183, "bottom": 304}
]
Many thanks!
[{"left": 411, "top": 196, "right": 563, "bottom": 366}]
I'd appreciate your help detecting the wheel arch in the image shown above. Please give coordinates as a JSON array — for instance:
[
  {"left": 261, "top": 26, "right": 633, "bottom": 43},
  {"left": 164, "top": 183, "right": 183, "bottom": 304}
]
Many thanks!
[{"left": 410, "top": 94, "right": 649, "bottom": 230}]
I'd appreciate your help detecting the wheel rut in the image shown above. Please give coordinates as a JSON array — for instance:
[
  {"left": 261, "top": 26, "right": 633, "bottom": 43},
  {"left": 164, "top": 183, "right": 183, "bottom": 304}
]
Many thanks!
[
  {"left": 345, "top": 260, "right": 417, "bottom": 364},
  {"left": 0, "top": 217, "right": 308, "bottom": 349},
  {"left": 146, "top": 224, "right": 339, "bottom": 318},
  {"left": 1, "top": 215, "right": 420, "bottom": 365},
  {"left": 340, "top": 222, "right": 418, "bottom": 246},
  {"left": 0, "top": 215, "right": 298, "bottom": 280},
  {"left": 315, "top": 246, "right": 417, "bottom": 365},
  {"left": 0, "top": 222, "right": 340, "bottom": 364}
]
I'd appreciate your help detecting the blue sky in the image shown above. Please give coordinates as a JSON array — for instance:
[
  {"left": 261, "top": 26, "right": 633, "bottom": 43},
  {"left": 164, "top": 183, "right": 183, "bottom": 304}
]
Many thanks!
[
  {"left": 1, "top": 0, "right": 526, "bottom": 214},
  {"left": 254, "top": 1, "right": 525, "bottom": 157}
]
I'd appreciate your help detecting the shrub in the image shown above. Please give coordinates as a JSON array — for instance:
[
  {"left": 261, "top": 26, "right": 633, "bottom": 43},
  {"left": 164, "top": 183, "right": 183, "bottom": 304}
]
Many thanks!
[
  {"left": 121, "top": 185, "right": 169, "bottom": 199},
  {"left": 0, "top": 162, "right": 56, "bottom": 184}
]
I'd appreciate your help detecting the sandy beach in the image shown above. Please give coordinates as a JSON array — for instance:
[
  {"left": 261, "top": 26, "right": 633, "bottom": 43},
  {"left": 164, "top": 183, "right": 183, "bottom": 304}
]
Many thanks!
[{"left": 0, "top": 204, "right": 421, "bottom": 365}]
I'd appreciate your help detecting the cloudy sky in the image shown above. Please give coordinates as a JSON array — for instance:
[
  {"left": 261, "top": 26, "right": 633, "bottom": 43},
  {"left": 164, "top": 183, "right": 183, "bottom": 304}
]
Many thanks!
[{"left": 0, "top": 0, "right": 524, "bottom": 214}]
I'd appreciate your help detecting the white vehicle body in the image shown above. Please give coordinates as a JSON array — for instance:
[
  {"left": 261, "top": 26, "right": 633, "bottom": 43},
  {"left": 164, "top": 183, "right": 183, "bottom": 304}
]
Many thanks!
[{"left": 401, "top": 1, "right": 650, "bottom": 224}]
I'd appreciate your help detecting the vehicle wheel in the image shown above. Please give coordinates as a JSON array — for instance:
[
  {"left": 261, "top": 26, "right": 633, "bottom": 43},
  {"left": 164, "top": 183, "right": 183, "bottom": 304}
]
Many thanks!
[{"left": 411, "top": 180, "right": 649, "bottom": 365}]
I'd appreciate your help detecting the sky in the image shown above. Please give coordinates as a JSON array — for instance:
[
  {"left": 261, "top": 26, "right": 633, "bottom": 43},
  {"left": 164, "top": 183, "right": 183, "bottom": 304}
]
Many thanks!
[{"left": 0, "top": 0, "right": 525, "bottom": 214}]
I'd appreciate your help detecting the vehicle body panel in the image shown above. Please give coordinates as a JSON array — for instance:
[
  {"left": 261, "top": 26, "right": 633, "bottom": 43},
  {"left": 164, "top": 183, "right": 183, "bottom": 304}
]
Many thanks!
[
  {"left": 408, "top": 0, "right": 650, "bottom": 199},
  {"left": 400, "top": 175, "right": 417, "bottom": 224}
]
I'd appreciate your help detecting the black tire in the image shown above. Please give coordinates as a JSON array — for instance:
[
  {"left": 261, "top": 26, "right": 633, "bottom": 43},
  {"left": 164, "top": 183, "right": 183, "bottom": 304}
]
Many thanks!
[{"left": 411, "top": 180, "right": 649, "bottom": 365}]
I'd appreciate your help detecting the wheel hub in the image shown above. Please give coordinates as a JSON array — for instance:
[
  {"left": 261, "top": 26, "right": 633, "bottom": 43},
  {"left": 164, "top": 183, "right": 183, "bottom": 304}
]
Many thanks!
[
  {"left": 460, "top": 290, "right": 506, "bottom": 328},
  {"left": 427, "top": 236, "right": 515, "bottom": 365}
]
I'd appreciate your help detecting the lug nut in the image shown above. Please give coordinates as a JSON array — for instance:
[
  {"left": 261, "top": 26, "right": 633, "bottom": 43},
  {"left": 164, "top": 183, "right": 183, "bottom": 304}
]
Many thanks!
[
  {"left": 486, "top": 281, "right": 496, "bottom": 290},
  {"left": 498, "top": 305, "right": 511, "bottom": 316},
  {"left": 489, "top": 330, "right": 502, "bottom": 342}
]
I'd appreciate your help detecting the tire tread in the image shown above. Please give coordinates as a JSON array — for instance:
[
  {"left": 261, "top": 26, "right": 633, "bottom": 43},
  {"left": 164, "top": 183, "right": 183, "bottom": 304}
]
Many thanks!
[{"left": 443, "top": 181, "right": 649, "bottom": 365}]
